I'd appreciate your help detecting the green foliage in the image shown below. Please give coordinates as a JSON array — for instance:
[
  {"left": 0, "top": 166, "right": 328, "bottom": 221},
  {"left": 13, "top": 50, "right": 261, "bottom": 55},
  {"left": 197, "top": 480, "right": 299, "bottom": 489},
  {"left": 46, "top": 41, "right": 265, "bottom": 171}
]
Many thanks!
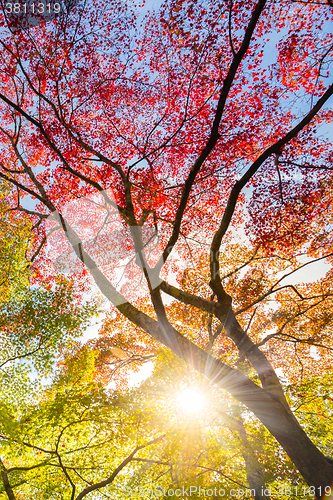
[
  {"left": 0, "top": 280, "right": 98, "bottom": 375},
  {"left": 0, "top": 357, "right": 165, "bottom": 499},
  {"left": 286, "top": 373, "right": 333, "bottom": 459},
  {"left": 0, "top": 185, "right": 32, "bottom": 302}
]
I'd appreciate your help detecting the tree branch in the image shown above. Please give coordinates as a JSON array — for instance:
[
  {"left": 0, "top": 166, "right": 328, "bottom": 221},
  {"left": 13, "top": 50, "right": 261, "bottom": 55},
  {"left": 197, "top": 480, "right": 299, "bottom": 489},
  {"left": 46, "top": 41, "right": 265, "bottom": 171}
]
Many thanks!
[
  {"left": 74, "top": 435, "right": 165, "bottom": 500},
  {"left": 155, "top": 0, "right": 268, "bottom": 274},
  {"left": 0, "top": 459, "right": 17, "bottom": 500},
  {"left": 210, "top": 82, "right": 333, "bottom": 293}
]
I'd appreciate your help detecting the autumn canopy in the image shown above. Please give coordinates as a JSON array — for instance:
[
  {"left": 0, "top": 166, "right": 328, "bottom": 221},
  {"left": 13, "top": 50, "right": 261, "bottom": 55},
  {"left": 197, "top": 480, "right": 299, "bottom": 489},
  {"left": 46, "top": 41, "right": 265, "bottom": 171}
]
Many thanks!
[{"left": 0, "top": 0, "right": 333, "bottom": 498}]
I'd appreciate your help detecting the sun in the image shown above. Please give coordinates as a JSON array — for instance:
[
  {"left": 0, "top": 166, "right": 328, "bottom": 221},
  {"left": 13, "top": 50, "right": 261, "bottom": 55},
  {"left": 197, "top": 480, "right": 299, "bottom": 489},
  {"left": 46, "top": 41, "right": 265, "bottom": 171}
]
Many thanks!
[{"left": 176, "top": 389, "right": 206, "bottom": 414}]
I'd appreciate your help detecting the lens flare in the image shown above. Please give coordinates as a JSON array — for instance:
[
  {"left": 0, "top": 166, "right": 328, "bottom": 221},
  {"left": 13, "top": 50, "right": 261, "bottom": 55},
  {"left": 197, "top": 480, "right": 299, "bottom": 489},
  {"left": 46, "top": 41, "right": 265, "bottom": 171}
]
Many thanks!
[{"left": 176, "top": 389, "right": 205, "bottom": 413}]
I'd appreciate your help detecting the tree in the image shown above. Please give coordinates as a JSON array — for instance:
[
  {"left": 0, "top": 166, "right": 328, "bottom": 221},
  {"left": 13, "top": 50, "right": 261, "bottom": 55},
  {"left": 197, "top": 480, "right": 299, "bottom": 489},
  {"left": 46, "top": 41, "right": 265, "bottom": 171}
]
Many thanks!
[{"left": 0, "top": 0, "right": 333, "bottom": 496}]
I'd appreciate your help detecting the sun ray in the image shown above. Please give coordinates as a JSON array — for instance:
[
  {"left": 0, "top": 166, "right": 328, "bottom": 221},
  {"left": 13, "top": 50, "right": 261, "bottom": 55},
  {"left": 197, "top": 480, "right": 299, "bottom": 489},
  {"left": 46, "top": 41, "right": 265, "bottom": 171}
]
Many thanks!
[{"left": 176, "top": 389, "right": 206, "bottom": 414}]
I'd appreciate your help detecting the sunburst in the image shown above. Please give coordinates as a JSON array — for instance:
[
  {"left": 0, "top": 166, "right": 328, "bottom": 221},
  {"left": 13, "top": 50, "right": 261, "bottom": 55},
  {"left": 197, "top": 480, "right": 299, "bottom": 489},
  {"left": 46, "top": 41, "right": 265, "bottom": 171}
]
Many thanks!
[{"left": 176, "top": 389, "right": 206, "bottom": 414}]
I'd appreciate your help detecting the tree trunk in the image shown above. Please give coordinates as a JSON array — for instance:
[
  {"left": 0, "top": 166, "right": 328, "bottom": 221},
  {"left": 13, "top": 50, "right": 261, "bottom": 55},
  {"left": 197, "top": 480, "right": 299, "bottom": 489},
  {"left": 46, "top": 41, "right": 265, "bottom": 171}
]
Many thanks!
[
  {"left": 65, "top": 226, "right": 333, "bottom": 498},
  {"left": 187, "top": 343, "right": 333, "bottom": 499}
]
